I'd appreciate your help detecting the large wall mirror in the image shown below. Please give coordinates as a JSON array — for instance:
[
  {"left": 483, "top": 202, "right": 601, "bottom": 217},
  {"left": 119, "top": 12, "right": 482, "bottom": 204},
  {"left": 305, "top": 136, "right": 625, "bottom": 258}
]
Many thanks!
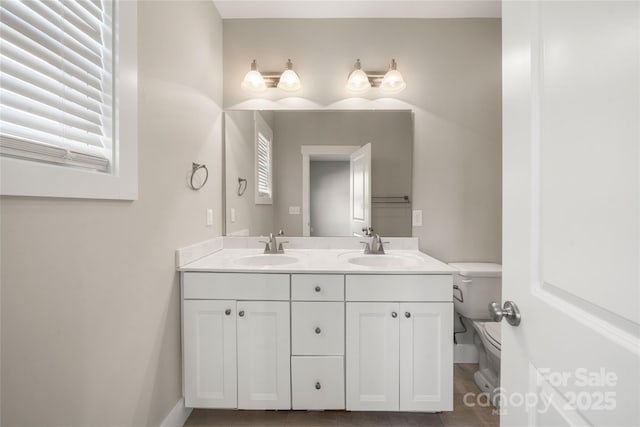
[{"left": 224, "top": 110, "right": 413, "bottom": 237}]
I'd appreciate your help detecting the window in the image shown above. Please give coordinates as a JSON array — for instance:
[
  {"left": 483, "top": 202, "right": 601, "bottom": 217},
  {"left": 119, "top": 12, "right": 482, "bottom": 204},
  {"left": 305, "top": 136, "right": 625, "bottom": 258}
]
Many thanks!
[
  {"left": 254, "top": 112, "right": 273, "bottom": 205},
  {"left": 0, "top": 0, "right": 138, "bottom": 200}
]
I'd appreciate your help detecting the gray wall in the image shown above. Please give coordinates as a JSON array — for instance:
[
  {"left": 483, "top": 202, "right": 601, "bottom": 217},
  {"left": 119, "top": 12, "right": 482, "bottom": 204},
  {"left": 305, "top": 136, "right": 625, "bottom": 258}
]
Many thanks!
[
  {"left": 225, "top": 111, "right": 275, "bottom": 236},
  {"left": 310, "top": 161, "right": 351, "bottom": 236},
  {"left": 272, "top": 110, "right": 413, "bottom": 236},
  {"left": 0, "top": 1, "right": 223, "bottom": 425},
  {"left": 223, "top": 19, "right": 502, "bottom": 262}
]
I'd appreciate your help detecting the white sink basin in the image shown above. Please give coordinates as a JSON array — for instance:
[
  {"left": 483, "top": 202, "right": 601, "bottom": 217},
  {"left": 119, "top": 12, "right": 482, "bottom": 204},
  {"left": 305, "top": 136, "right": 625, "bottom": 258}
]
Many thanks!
[
  {"left": 347, "top": 254, "right": 420, "bottom": 268},
  {"left": 234, "top": 254, "right": 299, "bottom": 267}
]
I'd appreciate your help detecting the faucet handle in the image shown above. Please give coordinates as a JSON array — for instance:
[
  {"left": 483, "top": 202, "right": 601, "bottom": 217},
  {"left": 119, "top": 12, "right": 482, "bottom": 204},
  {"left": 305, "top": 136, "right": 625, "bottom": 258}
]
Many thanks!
[
  {"left": 360, "top": 241, "right": 371, "bottom": 254},
  {"left": 277, "top": 241, "right": 289, "bottom": 253},
  {"left": 278, "top": 229, "right": 285, "bottom": 236}
]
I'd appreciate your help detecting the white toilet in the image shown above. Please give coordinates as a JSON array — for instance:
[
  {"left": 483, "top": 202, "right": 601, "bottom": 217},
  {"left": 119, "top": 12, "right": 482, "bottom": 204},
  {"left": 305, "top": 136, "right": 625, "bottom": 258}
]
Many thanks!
[{"left": 449, "top": 262, "right": 502, "bottom": 405}]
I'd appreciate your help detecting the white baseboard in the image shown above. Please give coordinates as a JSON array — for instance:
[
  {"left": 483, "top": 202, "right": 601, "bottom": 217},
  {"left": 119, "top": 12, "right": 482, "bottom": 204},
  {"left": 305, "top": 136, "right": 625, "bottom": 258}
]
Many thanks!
[
  {"left": 454, "top": 343, "right": 479, "bottom": 363},
  {"left": 160, "top": 398, "right": 192, "bottom": 427}
]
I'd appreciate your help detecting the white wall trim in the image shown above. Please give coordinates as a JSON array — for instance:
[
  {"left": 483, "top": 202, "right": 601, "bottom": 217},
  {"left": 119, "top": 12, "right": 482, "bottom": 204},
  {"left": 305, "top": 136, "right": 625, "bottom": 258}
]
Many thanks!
[
  {"left": 301, "top": 145, "right": 360, "bottom": 236},
  {"left": 159, "top": 398, "right": 192, "bottom": 427}
]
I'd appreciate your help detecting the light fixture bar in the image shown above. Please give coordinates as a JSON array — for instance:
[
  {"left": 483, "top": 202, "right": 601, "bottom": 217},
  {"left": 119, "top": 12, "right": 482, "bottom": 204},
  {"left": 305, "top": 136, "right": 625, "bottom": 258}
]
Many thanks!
[{"left": 362, "top": 72, "right": 388, "bottom": 87}]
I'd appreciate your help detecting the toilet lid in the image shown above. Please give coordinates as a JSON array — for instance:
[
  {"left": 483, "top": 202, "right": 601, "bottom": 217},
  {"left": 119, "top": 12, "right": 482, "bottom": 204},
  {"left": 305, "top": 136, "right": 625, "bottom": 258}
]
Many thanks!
[
  {"left": 483, "top": 322, "right": 501, "bottom": 350},
  {"left": 448, "top": 262, "right": 502, "bottom": 278}
]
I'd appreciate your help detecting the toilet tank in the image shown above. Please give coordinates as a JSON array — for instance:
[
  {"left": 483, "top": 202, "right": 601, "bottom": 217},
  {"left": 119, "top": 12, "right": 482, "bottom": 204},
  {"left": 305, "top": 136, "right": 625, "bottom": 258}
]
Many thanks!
[{"left": 448, "top": 262, "right": 502, "bottom": 320}]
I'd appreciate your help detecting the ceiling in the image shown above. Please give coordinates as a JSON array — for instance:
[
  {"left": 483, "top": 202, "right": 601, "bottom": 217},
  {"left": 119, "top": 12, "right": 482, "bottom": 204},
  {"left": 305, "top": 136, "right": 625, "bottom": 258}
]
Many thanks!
[{"left": 213, "top": 1, "right": 502, "bottom": 19}]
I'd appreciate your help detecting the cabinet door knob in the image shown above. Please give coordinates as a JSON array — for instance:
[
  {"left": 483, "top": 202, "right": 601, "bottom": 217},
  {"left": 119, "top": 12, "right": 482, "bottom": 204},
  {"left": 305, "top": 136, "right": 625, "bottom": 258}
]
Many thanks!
[
  {"left": 405, "top": 312, "right": 411, "bottom": 318},
  {"left": 315, "top": 382, "right": 321, "bottom": 390},
  {"left": 225, "top": 309, "right": 231, "bottom": 316},
  {"left": 315, "top": 327, "right": 321, "bottom": 334},
  {"left": 391, "top": 312, "right": 398, "bottom": 318},
  {"left": 238, "top": 310, "right": 245, "bottom": 317},
  {"left": 314, "top": 286, "right": 321, "bottom": 292}
]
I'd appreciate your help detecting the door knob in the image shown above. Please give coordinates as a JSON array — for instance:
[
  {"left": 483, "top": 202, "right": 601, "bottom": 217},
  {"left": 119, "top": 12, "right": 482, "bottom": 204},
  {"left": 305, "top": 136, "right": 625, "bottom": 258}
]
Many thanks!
[
  {"left": 489, "top": 301, "right": 521, "bottom": 326},
  {"left": 225, "top": 309, "right": 231, "bottom": 316},
  {"left": 315, "top": 286, "right": 321, "bottom": 292},
  {"left": 315, "top": 382, "right": 321, "bottom": 390},
  {"left": 238, "top": 310, "right": 245, "bottom": 317},
  {"left": 404, "top": 312, "right": 411, "bottom": 318},
  {"left": 391, "top": 312, "right": 398, "bottom": 318},
  {"left": 315, "top": 327, "right": 321, "bottom": 334}
]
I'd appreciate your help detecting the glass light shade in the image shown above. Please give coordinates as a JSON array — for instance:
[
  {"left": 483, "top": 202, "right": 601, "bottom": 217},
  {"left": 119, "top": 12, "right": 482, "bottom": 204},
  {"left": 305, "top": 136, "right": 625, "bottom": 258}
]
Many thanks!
[
  {"left": 241, "top": 60, "right": 267, "bottom": 92},
  {"left": 346, "top": 69, "right": 371, "bottom": 94},
  {"left": 241, "top": 69, "right": 267, "bottom": 92},
  {"left": 277, "top": 69, "right": 301, "bottom": 92},
  {"left": 380, "top": 69, "right": 406, "bottom": 94}
]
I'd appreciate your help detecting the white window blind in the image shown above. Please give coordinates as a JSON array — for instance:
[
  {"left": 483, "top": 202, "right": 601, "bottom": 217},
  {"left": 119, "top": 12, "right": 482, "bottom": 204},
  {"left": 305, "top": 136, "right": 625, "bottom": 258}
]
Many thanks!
[
  {"left": 254, "top": 112, "right": 273, "bottom": 205},
  {"left": 256, "top": 132, "right": 271, "bottom": 197},
  {"left": 0, "top": 0, "right": 114, "bottom": 172}
]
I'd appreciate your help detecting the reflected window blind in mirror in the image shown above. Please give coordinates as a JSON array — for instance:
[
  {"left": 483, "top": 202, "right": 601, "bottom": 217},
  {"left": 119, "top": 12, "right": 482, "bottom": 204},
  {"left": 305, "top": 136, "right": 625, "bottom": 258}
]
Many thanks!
[{"left": 255, "top": 112, "right": 273, "bottom": 204}]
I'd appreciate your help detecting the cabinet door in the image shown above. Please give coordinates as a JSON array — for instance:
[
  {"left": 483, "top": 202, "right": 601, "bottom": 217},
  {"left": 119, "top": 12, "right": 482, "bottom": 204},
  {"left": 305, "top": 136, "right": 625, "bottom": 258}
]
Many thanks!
[
  {"left": 237, "top": 301, "right": 291, "bottom": 409},
  {"left": 183, "top": 300, "right": 237, "bottom": 408},
  {"left": 399, "top": 302, "right": 453, "bottom": 411},
  {"left": 346, "top": 302, "right": 399, "bottom": 411}
]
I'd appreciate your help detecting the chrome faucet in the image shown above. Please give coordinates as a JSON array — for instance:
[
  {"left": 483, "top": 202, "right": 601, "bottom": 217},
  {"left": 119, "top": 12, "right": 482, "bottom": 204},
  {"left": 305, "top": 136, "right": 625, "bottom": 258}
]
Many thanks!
[
  {"left": 361, "top": 233, "right": 387, "bottom": 254},
  {"left": 261, "top": 230, "right": 287, "bottom": 254}
]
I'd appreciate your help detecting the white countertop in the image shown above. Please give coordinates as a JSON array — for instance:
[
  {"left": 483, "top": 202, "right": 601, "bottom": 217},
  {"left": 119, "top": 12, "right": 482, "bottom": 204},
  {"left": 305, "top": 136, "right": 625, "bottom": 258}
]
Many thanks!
[{"left": 179, "top": 248, "right": 455, "bottom": 274}]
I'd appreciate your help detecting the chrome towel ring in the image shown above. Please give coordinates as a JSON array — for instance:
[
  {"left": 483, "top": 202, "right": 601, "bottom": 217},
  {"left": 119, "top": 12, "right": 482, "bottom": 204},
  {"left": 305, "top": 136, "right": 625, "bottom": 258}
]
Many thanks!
[{"left": 189, "top": 162, "right": 208, "bottom": 190}]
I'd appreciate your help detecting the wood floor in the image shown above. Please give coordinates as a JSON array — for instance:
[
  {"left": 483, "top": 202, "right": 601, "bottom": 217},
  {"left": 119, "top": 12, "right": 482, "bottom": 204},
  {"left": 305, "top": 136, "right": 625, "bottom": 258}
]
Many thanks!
[{"left": 184, "top": 364, "right": 499, "bottom": 427}]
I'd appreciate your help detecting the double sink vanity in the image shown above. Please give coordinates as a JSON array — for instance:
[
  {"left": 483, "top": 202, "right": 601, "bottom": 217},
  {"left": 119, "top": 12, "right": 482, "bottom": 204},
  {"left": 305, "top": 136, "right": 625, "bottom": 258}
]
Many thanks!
[{"left": 177, "top": 236, "right": 454, "bottom": 413}]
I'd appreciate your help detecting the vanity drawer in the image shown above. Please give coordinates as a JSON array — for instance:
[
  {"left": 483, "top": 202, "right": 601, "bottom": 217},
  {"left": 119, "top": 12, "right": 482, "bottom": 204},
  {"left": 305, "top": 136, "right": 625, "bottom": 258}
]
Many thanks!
[
  {"left": 183, "top": 272, "right": 289, "bottom": 300},
  {"left": 346, "top": 274, "right": 453, "bottom": 302},
  {"left": 291, "top": 356, "right": 344, "bottom": 410},
  {"left": 291, "top": 302, "right": 344, "bottom": 355},
  {"left": 291, "top": 274, "right": 344, "bottom": 301}
]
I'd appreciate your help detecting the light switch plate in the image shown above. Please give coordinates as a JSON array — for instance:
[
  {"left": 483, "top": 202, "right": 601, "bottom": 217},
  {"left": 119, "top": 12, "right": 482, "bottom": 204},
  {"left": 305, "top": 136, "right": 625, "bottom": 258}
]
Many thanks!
[
  {"left": 289, "top": 206, "right": 301, "bottom": 215},
  {"left": 412, "top": 210, "right": 423, "bottom": 227}
]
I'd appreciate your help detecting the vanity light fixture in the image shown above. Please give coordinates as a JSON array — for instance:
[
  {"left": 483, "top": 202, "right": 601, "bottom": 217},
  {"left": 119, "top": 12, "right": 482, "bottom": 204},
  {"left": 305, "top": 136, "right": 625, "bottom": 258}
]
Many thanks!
[
  {"left": 346, "top": 58, "right": 407, "bottom": 94},
  {"left": 345, "top": 59, "right": 371, "bottom": 94},
  {"left": 241, "top": 59, "right": 302, "bottom": 93}
]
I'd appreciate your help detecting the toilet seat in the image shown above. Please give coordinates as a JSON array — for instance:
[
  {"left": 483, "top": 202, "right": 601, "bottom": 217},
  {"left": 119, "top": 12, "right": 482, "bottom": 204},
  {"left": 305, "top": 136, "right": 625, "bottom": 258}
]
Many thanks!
[
  {"left": 482, "top": 321, "right": 501, "bottom": 351},
  {"left": 473, "top": 321, "right": 501, "bottom": 351}
]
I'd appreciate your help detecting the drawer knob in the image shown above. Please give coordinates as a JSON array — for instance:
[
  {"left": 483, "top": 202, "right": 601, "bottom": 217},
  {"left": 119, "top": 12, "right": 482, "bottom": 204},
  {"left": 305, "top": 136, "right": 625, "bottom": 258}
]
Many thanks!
[
  {"left": 405, "top": 312, "right": 411, "bottom": 318},
  {"left": 391, "top": 311, "right": 398, "bottom": 318},
  {"left": 314, "top": 286, "right": 321, "bottom": 292},
  {"left": 315, "top": 327, "right": 321, "bottom": 334},
  {"left": 315, "top": 382, "right": 321, "bottom": 390},
  {"left": 225, "top": 309, "right": 231, "bottom": 316},
  {"left": 238, "top": 310, "right": 245, "bottom": 317}
]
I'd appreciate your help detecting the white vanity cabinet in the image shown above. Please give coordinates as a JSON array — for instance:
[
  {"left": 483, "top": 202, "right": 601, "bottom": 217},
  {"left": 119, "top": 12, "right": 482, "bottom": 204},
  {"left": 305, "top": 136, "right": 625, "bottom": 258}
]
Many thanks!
[
  {"left": 180, "top": 262, "right": 454, "bottom": 413},
  {"left": 345, "top": 275, "right": 453, "bottom": 412},
  {"left": 182, "top": 273, "right": 290, "bottom": 410}
]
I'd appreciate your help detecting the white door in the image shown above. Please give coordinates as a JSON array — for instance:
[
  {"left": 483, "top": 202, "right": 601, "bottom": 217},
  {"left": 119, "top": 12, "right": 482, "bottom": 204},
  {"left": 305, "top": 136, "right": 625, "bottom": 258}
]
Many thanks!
[
  {"left": 237, "top": 301, "right": 291, "bottom": 409},
  {"left": 399, "top": 303, "right": 453, "bottom": 412},
  {"left": 350, "top": 143, "right": 372, "bottom": 236},
  {"left": 183, "top": 300, "right": 237, "bottom": 408},
  {"left": 502, "top": 1, "right": 639, "bottom": 426},
  {"left": 346, "top": 302, "right": 399, "bottom": 411}
]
